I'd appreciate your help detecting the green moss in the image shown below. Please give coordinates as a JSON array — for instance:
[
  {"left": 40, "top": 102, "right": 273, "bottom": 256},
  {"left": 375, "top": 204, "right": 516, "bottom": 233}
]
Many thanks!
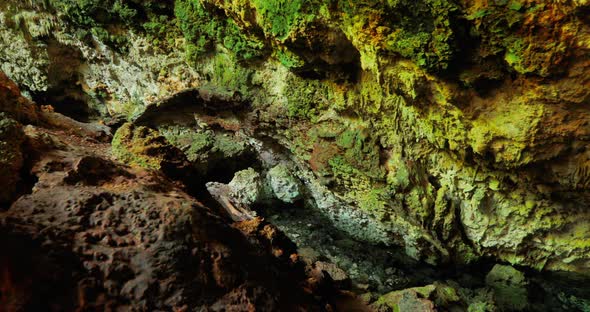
[
  {"left": 50, "top": 0, "right": 139, "bottom": 25},
  {"left": 48, "top": 0, "right": 173, "bottom": 51},
  {"left": 335, "top": 127, "right": 383, "bottom": 179},
  {"left": 485, "top": 264, "right": 529, "bottom": 311},
  {"left": 212, "top": 133, "right": 248, "bottom": 158},
  {"left": 90, "top": 26, "right": 129, "bottom": 51},
  {"left": 284, "top": 74, "right": 331, "bottom": 120},
  {"left": 175, "top": 0, "right": 219, "bottom": 60},
  {"left": 175, "top": 0, "right": 265, "bottom": 63},
  {"left": 376, "top": 285, "right": 436, "bottom": 311},
  {"left": 276, "top": 48, "right": 305, "bottom": 69},
  {"left": 467, "top": 0, "right": 571, "bottom": 76},
  {"left": 250, "top": 0, "right": 318, "bottom": 41},
  {"left": 207, "top": 52, "right": 254, "bottom": 96},
  {"left": 112, "top": 123, "right": 175, "bottom": 170},
  {"left": 357, "top": 187, "right": 389, "bottom": 215},
  {"left": 341, "top": 0, "right": 458, "bottom": 72},
  {"left": 160, "top": 126, "right": 214, "bottom": 162},
  {"left": 143, "top": 14, "right": 182, "bottom": 52}
]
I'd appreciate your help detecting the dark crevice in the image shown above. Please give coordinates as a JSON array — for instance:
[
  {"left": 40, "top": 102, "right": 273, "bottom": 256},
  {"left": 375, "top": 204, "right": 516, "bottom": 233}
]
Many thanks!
[
  {"left": 30, "top": 39, "right": 96, "bottom": 122},
  {"left": 31, "top": 90, "right": 93, "bottom": 122}
]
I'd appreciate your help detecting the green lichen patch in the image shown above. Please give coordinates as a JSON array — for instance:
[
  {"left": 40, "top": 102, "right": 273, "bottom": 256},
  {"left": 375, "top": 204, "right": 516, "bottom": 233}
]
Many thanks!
[
  {"left": 250, "top": 0, "right": 320, "bottom": 42},
  {"left": 112, "top": 122, "right": 182, "bottom": 170},
  {"left": 267, "top": 164, "right": 303, "bottom": 204},
  {"left": 175, "top": 0, "right": 266, "bottom": 63},
  {"left": 465, "top": 1, "right": 576, "bottom": 76}
]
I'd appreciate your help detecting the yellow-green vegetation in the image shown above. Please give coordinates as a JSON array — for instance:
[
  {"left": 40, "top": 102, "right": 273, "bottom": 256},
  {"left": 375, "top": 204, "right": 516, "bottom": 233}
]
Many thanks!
[
  {"left": 375, "top": 284, "right": 437, "bottom": 311},
  {"left": 159, "top": 126, "right": 214, "bottom": 163},
  {"left": 284, "top": 74, "right": 332, "bottom": 119},
  {"left": 175, "top": 0, "right": 265, "bottom": 62},
  {"left": 11, "top": 0, "right": 586, "bottom": 274},
  {"left": 112, "top": 123, "right": 177, "bottom": 170},
  {"left": 250, "top": 0, "right": 319, "bottom": 41},
  {"left": 276, "top": 48, "right": 305, "bottom": 70},
  {"left": 17, "top": 0, "right": 178, "bottom": 51},
  {"left": 466, "top": 0, "right": 575, "bottom": 76},
  {"left": 485, "top": 264, "right": 529, "bottom": 311},
  {"left": 159, "top": 126, "right": 250, "bottom": 168}
]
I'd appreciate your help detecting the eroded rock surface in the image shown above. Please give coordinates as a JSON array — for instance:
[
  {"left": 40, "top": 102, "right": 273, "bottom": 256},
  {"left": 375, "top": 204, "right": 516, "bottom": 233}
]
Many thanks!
[
  {"left": 1, "top": 0, "right": 590, "bottom": 310},
  {"left": 0, "top": 126, "right": 332, "bottom": 310},
  {"left": 0, "top": 78, "right": 329, "bottom": 310}
]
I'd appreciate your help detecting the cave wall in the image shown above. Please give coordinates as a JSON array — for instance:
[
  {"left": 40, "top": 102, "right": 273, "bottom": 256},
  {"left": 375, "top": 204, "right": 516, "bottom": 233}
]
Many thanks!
[{"left": 1, "top": 0, "right": 589, "bottom": 273}]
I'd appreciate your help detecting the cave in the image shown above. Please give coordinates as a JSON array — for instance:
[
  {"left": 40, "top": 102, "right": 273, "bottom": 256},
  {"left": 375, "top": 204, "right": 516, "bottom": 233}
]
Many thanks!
[{"left": 0, "top": 0, "right": 589, "bottom": 311}]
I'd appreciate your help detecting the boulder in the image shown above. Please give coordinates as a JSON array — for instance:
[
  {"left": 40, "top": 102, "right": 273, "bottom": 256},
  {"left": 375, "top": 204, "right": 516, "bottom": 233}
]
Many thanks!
[{"left": 267, "top": 164, "right": 303, "bottom": 204}]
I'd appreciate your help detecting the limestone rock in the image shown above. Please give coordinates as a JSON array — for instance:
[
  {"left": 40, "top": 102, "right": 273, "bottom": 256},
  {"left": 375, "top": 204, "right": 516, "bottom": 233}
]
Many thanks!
[
  {"left": 267, "top": 164, "right": 303, "bottom": 204},
  {"left": 228, "top": 168, "right": 269, "bottom": 205}
]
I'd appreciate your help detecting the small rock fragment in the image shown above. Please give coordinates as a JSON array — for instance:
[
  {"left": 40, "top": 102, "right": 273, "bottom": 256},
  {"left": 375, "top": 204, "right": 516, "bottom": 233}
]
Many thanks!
[{"left": 315, "top": 261, "right": 350, "bottom": 288}]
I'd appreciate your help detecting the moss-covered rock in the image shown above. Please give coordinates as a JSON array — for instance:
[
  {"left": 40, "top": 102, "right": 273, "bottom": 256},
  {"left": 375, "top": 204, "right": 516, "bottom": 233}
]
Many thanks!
[
  {"left": 2, "top": 0, "right": 590, "bottom": 278},
  {"left": 485, "top": 264, "right": 528, "bottom": 311},
  {"left": 111, "top": 122, "right": 184, "bottom": 170},
  {"left": 374, "top": 284, "right": 437, "bottom": 311},
  {"left": 228, "top": 168, "right": 270, "bottom": 205},
  {"left": 175, "top": 0, "right": 266, "bottom": 63}
]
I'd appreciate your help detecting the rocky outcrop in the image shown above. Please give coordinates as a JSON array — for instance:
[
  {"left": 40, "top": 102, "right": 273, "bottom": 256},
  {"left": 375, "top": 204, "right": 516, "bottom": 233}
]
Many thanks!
[
  {"left": 0, "top": 72, "right": 37, "bottom": 206},
  {"left": 485, "top": 265, "right": 529, "bottom": 311},
  {"left": 0, "top": 116, "right": 330, "bottom": 311},
  {"left": 1, "top": 0, "right": 589, "bottom": 309},
  {"left": 160, "top": 0, "right": 590, "bottom": 272},
  {"left": 0, "top": 73, "right": 338, "bottom": 311}
]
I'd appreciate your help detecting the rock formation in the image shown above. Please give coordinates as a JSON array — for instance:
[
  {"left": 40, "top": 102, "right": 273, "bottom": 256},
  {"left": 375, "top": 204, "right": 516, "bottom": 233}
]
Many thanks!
[{"left": 0, "top": 0, "right": 589, "bottom": 310}]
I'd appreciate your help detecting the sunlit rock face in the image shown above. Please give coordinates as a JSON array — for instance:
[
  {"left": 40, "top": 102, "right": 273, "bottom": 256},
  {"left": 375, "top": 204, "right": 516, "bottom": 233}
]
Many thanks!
[{"left": 0, "top": 0, "right": 589, "bottom": 295}]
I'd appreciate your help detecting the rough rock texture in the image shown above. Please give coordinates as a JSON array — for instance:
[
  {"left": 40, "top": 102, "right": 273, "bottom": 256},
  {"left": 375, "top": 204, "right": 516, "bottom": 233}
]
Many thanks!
[
  {"left": 1, "top": 0, "right": 590, "bottom": 309},
  {"left": 267, "top": 164, "right": 303, "bottom": 204},
  {"left": 158, "top": 0, "right": 590, "bottom": 272},
  {"left": 374, "top": 285, "right": 437, "bottom": 312},
  {"left": 485, "top": 264, "right": 529, "bottom": 311},
  {"left": 111, "top": 122, "right": 188, "bottom": 172},
  {"left": 0, "top": 73, "right": 339, "bottom": 311},
  {"left": 0, "top": 71, "right": 38, "bottom": 206},
  {"left": 0, "top": 117, "right": 326, "bottom": 311},
  {"left": 228, "top": 168, "right": 269, "bottom": 205}
]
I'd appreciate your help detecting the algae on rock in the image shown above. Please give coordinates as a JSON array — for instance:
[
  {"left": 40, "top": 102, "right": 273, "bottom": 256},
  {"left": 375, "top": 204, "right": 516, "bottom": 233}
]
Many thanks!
[{"left": 112, "top": 123, "right": 185, "bottom": 171}]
